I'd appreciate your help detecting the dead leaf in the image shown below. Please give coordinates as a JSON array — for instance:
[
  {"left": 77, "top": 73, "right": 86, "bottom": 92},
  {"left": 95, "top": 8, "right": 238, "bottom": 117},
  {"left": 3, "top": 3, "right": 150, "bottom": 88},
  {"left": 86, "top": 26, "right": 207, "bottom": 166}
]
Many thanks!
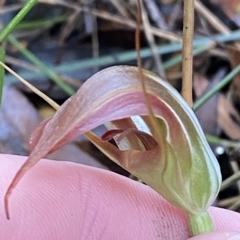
[
  {"left": 193, "top": 73, "right": 209, "bottom": 98},
  {"left": 226, "top": 45, "right": 240, "bottom": 105},
  {"left": 218, "top": 94, "right": 240, "bottom": 140},
  {"left": 194, "top": 69, "right": 226, "bottom": 136},
  {"left": 0, "top": 85, "right": 40, "bottom": 155},
  {"left": 210, "top": 0, "right": 240, "bottom": 26}
]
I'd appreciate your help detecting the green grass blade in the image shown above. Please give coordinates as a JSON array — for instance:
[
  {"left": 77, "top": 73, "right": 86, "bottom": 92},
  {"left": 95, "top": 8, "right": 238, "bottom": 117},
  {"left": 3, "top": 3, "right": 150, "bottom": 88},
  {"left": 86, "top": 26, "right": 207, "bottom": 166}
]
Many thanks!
[
  {"left": 193, "top": 64, "right": 240, "bottom": 111},
  {"left": 0, "top": 0, "right": 38, "bottom": 43},
  {"left": 8, "top": 35, "right": 75, "bottom": 95}
]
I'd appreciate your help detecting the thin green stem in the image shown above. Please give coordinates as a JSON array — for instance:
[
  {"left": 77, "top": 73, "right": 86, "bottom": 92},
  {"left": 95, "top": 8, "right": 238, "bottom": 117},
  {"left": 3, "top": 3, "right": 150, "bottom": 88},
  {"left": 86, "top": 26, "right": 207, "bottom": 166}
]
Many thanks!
[
  {"left": 16, "top": 15, "right": 67, "bottom": 30},
  {"left": 0, "top": 0, "right": 38, "bottom": 104},
  {"left": 206, "top": 134, "right": 240, "bottom": 148},
  {"left": 193, "top": 64, "right": 240, "bottom": 111},
  {"left": 188, "top": 212, "right": 214, "bottom": 236},
  {"left": 8, "top": 35, "right": 75, "bottom": 95},
  {"left": 0, "top": 0, "right": 38, "bottom": 44}
]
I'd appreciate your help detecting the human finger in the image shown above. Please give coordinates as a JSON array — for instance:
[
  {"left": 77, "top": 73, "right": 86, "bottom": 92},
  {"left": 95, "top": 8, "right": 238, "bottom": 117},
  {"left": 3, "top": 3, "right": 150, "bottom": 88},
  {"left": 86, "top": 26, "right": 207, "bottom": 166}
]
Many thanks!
[{"left": 1, "top": 154, "right": 240, "bottom": 239}]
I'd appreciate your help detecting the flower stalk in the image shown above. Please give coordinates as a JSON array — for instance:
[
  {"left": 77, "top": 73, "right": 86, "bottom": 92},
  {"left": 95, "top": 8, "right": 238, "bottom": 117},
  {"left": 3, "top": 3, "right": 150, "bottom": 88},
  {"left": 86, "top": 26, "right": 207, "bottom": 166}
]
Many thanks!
[{"left": 189, "top": 211, "right": 214, "bottom": 236}]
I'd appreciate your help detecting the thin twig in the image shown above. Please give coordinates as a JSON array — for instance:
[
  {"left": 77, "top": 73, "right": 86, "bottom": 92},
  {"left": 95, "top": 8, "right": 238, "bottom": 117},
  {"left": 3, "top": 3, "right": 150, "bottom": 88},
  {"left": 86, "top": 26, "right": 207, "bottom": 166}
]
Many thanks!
[
  {"left": 0, "top": 61, "right": 59, "bottom": 110},
  {"left": 39, "top": 0, "right": 182, "bottom": 42},
  {"left": 136, "top": 0, "right": 162, "bottom": 145},
  {"left": 218, "top": 196, "right": 240, "bottom": 207},
  {"left": 182, "top": 0, "right": 194, "bottom": 106},
  {"left": 144, "top": 0, "right": 168, "bottom": 30},
  {"left": 109, "top": 0, "right": 128, "bottom": 17},
  {"left": 5, "top": 56, "right": 38, "bottom": 71},
  {"left": 168, "top": 0, "right": 182, "bottom": 30},
  {"left": 141, "top": 3, "right": 165, "bottom": 77},
  {"left": 229, "top": 198, "right": 240, "bottom": 211},
  {"left": 194, "top": 0, "right": 230, "bottom": 34},
  {"left": 58, "top": 11, "right": 80, "bottom": 47}
]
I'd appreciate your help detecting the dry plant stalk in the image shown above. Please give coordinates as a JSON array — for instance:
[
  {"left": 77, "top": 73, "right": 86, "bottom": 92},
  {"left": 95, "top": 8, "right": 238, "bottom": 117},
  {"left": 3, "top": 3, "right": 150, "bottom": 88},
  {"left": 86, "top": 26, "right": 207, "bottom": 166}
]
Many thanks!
[
  {"left": 0, "top": 62, "right": 59, "bottom": 110},
  {"left": 135, "top": 0, "right": 162, "bottom": 144},
  {"left": 182, "top": 0, "right": 194, "bottom": 107},
  {"left": 141, "top": 3, "right": 165, "bottom": 77},
  {"left": 194, "top": 0, "right": 230, "bottom": 34},
  {"left": 39, "top": 0, "right": 181, "bottom": 42}
]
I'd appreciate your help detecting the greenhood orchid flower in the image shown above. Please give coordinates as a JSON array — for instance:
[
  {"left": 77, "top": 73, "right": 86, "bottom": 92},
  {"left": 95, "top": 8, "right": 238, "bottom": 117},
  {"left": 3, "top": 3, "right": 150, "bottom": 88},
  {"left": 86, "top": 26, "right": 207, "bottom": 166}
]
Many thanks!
[{"left": 5, "top": 66, "right": 221, "bottom": 236}]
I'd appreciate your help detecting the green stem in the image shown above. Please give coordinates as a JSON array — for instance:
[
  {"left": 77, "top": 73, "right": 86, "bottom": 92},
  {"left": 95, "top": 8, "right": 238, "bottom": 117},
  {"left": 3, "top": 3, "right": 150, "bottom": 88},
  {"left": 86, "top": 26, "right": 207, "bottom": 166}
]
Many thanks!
[
  {"left": 0, "top": 0, "right": 38, "bottom": 44},
  {"left": 188, "top": 211, "right": 214, "bottom": 236},
  {"left": 8, "top": 35, "right": 75, "bottom": 96},
  {"left": 193, "top": 64, "right": 240, "bottom": 111},
  {"left": 206, "top": 134, "right": 240, "bottom": 148},
  {"left": 15, "top": 15, "right": 68, "bottom": 30},
  {"left": 0, "top": 0, "right": 38, "bottom": 104}
]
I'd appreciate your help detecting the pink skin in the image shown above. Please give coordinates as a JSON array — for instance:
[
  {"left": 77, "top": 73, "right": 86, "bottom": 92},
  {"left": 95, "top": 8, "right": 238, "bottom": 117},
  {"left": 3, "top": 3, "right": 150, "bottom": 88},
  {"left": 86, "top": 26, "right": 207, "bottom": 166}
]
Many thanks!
[{"left": 1, "top": 154, "right": 240, "bottom": 240}]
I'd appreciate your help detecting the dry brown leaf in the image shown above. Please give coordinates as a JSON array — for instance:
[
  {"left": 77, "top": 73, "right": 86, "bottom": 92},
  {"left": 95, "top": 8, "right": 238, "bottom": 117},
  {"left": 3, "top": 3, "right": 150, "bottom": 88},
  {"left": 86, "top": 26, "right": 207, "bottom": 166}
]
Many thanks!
[
  {"left": 0, "top": 85, "right": 41, "bottom": 155},
  {"left": 227, "top": 45, "right": 240, "bottom": 104},
  {"left": 210, "top": 0, "right": 240, "bottom": 26},
  {"left": 194, "top": 70, "right": 226, "bottom": 136},
  {"left": 193, "top": 73, "right": 209, "bottom": 97},
  {"left": 218, "top": 94, "right": 240, "bottom": 140}
]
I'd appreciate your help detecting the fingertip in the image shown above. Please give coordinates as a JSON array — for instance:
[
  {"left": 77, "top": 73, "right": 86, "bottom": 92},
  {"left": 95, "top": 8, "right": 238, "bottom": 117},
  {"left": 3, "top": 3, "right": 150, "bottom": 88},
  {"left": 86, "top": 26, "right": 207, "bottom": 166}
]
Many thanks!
[{"left": 188, "top": 231, "right": 240, "bottom": 240}]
